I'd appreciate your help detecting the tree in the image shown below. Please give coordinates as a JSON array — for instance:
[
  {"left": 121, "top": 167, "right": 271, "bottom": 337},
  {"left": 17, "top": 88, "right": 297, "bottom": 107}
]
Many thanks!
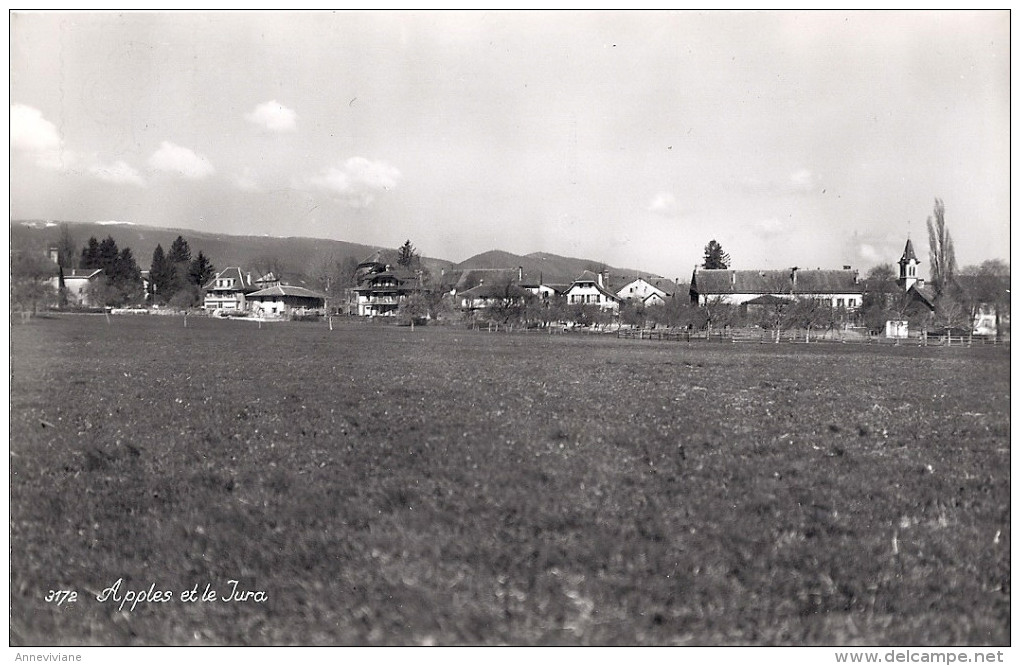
[
  {"left": 10, "top": 251, "right": 57, "bottom": 315},
  {"left": 397, "top": 291, "right": 430, "bottom": 325},
  {"left": 55, "top": 223, "right": 78, "bottom": 269},
  {"left": 867, "top": 263, "right": 896, "bottom": 283},
  {"left": 97, "top": 236, "right": 120, "bottom": 271},
  {"left": 248, "top": 255, "right": 286, "bottom": 286},
  {"left": 859, "top": 264, "right": 898, "bottom": 332},
  {"left": 933, "top": 296, "right": 969, "bottom": 335},
  {"left": 310, "top": 253, "right": 360, "bottom": 313},
  {"left": 702, "top": 240, "right": 731, "bottom": 270},
  {"left": 397, "top": 240, "right": 419, "bottom": 269},
  {"left": 926, "top": 198, "right": 957, "bottom": 299},
  {"left": 80, "top": 237, "right": 100, "bottom": 269},
  {"left": 149, "top": 244, "right": 172, "bottom": 302},
  {"left": 189, "top": 251, "right": 216, "bottom": 287},
  {"left": 167, "top": 236, "right": 192, "bottom": 264},
  {"left": 78, "top": 236, "right": 143, "bottom": 307},
  {"left": 959, "top": 259, "right": 1010, "bottom": 341}
]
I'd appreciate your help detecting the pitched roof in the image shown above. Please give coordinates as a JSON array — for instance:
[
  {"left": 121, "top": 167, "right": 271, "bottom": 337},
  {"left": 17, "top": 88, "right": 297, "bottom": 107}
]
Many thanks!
[
  {"left": 358, "top": 249, "right": 403, "bottom": 267},
  {"left": 744, "top": 294, "right": 795, "bottom": 306},
  {"left": 204, "top": 267, "right": 255, "bottom": 291},
  {"left": 691, "top": 268, "right": 862, "bottom": 296},
  {"left": 616, "top": 277, "right": 674, "bottom": 298},
  {"left": 907, "top": 283, "right": 936, "bottom": 309},
  {"left": 459, "top": 283, "right": 533, "bottom": 300},
  {"left": 437, "top": 268, "right": 550, "bottom": 293},
  {"left": 900, "top": 239, "right": 919, "bottom": 264},
  {"left": 63, "top": 268, "right": 103, "bottom": 280},
  {"left": 247, "top": 285, "right": 326, "bottom": 299},
  {"left": 567, "top": 271, "right": 620, "bottom": 301}
]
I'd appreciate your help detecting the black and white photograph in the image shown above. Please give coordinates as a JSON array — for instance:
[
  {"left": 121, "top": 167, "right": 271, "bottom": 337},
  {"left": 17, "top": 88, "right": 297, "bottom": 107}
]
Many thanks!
[{"left": 8, "top": 9, "right": 1010, "bottom": 659}]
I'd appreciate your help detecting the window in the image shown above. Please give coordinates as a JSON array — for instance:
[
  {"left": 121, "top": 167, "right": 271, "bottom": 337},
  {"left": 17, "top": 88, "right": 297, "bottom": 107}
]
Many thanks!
[{"left": 837, "top": 298, "right": 845, "bottom": 308}]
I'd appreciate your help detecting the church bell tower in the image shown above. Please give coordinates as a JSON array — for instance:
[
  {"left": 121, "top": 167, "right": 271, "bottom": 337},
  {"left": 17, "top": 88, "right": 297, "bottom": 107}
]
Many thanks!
[{"left": 897, "top": 238, "right": 920, "bottom": 292}]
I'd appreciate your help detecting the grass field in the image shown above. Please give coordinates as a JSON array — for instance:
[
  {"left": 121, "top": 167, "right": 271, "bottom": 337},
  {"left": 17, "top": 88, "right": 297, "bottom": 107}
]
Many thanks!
[{"left": 8, "top": 315, "right": 1011, "bottom": 646}]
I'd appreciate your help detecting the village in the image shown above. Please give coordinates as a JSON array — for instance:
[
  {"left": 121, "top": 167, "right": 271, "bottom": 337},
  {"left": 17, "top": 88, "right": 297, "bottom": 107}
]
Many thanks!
[{"left": 15, "top": 225, "right": 1009, "bottom": 345}]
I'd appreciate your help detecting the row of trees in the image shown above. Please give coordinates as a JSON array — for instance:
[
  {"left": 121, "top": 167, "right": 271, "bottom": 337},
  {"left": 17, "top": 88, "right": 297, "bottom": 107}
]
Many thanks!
[
  {"left": 149, "top": 236, "right": 216, "bottom": 307},
  {"left": 78, "top": 236, "right": 144, "bottom": 307}
]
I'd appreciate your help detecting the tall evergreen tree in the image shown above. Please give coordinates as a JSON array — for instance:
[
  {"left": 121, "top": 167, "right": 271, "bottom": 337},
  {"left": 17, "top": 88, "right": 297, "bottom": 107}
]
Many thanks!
[
  {"left": 80, "top": 237, "right": 101, "bottom": 269},
  {"left": 97, "top": 236, "right": 120, "bottom": 271},
  {"left": 189, "top": 251, "right": 216, "bottom": 287},
  {"left": 167, "top": 236, "right": 192, "bottom": 264},
  {"left": 702, "top": 240, "right": 731, "bottom": 269},
  {"left": 149, "top": 244, "right": 172, "bottom": 301},
  {"left": 397, "top": 240, "right": 418, "bottom": 268}
]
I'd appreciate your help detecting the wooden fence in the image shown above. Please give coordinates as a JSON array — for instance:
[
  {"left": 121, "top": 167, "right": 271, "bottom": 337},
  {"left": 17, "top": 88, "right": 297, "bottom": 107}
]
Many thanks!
[{"left": 468, "top": 322, "right": 1008, "bottom": 347}]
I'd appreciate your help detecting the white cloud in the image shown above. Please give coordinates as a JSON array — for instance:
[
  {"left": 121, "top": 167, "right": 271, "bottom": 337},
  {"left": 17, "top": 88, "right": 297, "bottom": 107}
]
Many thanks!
[
  {"left": 10, "top": 104, "right": 73, "bottom": 169},
  {"left": 89, "top": 160, "right": 145, "bottom": 187},
  {"left": 245, "top": 100, "right": 297, "bottom": 132},
  {"left": 857, "top": 243, "right": 883, "bottom": 264},
  {"left": 647, "top": 192, "right": 680, "bottom": 216},
  {"left": 789, "top": 168, "right": 819, "bottom": 193},
  {"left": 232, "top": 167, "right": 260, "bottom": 192},
  {"left": 301, "top": 157, "right": 401, "bottom": 207},
  {"left": 753, "top": 217, "right": 789, "bottom": 238},
  {"left": 148, "top": 141, "right": 215, "bottom": 179}
]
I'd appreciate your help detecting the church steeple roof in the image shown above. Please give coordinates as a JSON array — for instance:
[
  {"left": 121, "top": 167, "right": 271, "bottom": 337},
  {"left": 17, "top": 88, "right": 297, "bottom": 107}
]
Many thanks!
[{"left": 899, "top": 238, "right": 919, "bottom": 264}]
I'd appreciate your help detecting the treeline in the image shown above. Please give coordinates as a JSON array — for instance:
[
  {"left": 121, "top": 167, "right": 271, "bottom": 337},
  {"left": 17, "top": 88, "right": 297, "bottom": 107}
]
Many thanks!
[{"left": 148, "top": 236, "right": 216, "bottom": 307}]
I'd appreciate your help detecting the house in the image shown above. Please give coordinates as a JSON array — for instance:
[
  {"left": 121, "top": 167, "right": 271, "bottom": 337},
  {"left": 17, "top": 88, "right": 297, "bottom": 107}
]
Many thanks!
[
  {"left": 458, "top": 282, "right": 534, "bottom": 310},
  {"left": 247, "top": 285, "right": 326, "bottom": 318},
  {"left": 203, "top": 267, "right": 257, "bottom": 312},
  {"left": 52, "top": 268, "right": 104, "bottom": 307},
  {"left": 563, "top": 270, "right": 621, "bottom": 311},
  {"left": 689, "top": 267, "right": 864, "bottom": 310},
  {"left": 616, "top": 277, "right": 676, "bottom": 306},
  {"left": 253, "top": 272, "right": 282, "bottom": 290},
  {"left": 520, "top": 282, "right": 564, "bottom": 300},
  {"left": 350, "top": 251, "right": 424, "bottom": 316}
]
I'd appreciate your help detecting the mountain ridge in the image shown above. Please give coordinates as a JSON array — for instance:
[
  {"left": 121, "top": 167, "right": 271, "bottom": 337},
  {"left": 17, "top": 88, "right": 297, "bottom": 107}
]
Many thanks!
[{"left": 10, "top": 220, "right": 674, "bottom": 286}]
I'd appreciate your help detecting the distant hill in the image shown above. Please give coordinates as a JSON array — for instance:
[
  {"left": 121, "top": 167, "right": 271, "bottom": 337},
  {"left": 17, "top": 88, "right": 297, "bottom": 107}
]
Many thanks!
[
  {"left": 453, "top": 249, "right": 670, "bottom": 287},
  {"left": 10, "top": 220, "right": 677, "bottom": 291},
  {"left": 9, "top": 220, "right": 453, "bottom": 283}
]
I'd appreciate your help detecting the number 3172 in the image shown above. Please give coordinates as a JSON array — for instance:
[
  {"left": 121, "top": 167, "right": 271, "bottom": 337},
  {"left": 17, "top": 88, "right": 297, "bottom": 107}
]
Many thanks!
[{"left": 45, "top": 590, "right": 78, "bottom": 605}]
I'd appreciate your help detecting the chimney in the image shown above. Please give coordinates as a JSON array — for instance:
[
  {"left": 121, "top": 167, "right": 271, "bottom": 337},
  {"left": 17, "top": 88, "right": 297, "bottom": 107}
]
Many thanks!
[
  {"left": 730, "top": 271, "right": 736, "bottom": 286},
  {"left": 247, "top": 272, "right": 252, "bottom": 285},
  {"left": 853, "top": 269, "right": 859, "bottom": 284},
  {"left": 843, "top": 265, "right": 851, "bottom": 270},
  {"left": 518, "top": 266, "right": 523, "bottom": 282},
  {"left": 790, "top": 267, "right": 799, "bottom": 287},
  {"left": 596, "top": 272, "right": 604, "bottom": 287}
]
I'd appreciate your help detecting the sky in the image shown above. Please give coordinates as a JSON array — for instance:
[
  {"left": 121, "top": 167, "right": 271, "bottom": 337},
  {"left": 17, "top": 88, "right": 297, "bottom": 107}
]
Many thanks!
[{"left": 9, "top": 10, "right": 1011, "bottom": 279}]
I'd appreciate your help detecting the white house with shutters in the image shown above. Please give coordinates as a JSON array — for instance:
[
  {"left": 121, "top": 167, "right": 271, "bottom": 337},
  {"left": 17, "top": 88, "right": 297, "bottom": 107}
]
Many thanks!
[{"left": 563, "top": 270, "right": 621, "bottom": 311}]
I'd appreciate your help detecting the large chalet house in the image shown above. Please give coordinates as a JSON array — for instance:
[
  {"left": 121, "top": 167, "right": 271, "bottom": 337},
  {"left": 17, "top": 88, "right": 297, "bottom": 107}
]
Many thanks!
[{"left": 350, "top": 250, "right": 423, "bottom": 317}]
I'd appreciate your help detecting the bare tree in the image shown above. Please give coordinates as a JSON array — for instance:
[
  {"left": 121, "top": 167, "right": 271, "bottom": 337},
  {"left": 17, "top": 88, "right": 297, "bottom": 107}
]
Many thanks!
[
  {"left": 11, "top": 251, "right": 57, "bottom": 316},
  {"left": 926, "top": 198, "right": 957, "bottom": 298}
]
